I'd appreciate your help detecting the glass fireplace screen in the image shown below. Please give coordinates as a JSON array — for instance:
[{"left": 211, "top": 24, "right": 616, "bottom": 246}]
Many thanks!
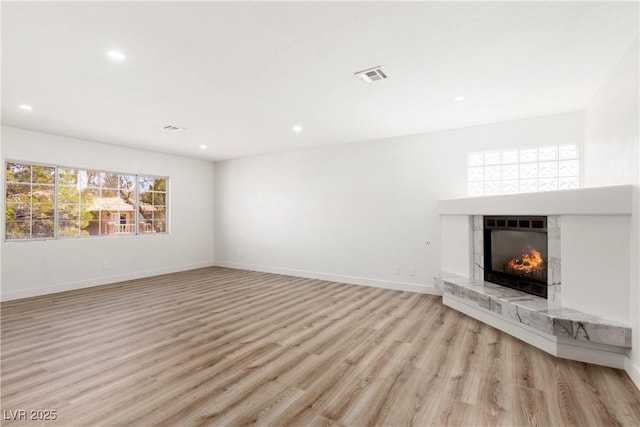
[{"left": 484, "top": 216, "right": 548, "bottom": 298}]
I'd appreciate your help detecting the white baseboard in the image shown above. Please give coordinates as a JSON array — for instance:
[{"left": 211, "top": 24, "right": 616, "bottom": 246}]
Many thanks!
[
  {"left": 213, "top": 260, "right": 438, "bottom": 295},
  {"left": 625, "top": 356, "right": 640, "bottom": 391},
  {"left": 1, "top": 261, "right": 215, "bottom": 301}
]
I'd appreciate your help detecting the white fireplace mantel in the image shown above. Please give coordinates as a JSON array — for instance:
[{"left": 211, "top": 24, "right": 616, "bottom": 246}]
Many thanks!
[{"left": 438, "top": 185, "right": 632, "bottom": 216}]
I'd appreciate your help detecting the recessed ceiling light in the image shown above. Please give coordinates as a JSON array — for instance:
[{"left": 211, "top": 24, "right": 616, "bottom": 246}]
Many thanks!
[
  {"left": 292, "top": 125, "right": 303, "bottom": 133},
  {"left": 454, "top": 96, "right": 465, "bottom": 102},
  {"left": 107, "top": 50, "right": 126, "bottom": 62},
  {"left": 19, "top": 104, "right": 32, "bottom": 111},
  {"left": 199, "top": 144, "right": 207, "bottom": 149}
]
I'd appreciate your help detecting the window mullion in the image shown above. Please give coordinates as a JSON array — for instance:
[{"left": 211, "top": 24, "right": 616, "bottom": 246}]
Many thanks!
[
  {"left": 135, "top": 175, "right": 139, "bottom": 235},
  {"left": 54, "top": 167, "right": 59, "bottom": 239},
  {"left": 30, "top": 166, "right": 33, "bottom": 239}
]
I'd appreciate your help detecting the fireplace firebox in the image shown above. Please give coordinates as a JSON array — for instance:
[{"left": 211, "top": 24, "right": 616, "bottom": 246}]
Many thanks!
[{"left": 483, "top": 216, "right": 548, "bottom": 298}]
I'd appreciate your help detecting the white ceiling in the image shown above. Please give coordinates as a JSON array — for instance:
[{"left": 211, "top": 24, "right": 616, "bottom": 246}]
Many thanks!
[{"left": 2, "top": 1, "right": 638, "bottom": 161}]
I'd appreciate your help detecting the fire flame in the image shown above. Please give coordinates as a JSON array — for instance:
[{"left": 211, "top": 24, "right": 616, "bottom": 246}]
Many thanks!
[{"left": 508, "top": 246, "right": 544, "bottom": 274}]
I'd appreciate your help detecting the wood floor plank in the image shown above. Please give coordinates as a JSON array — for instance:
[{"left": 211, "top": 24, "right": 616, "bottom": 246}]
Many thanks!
[{"left": 2, "top": 266, "right": 640, "bottom": 426}]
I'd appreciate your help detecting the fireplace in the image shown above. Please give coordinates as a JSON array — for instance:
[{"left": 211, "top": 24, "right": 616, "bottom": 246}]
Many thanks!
[{"left": 483, "top": 216, "right": 548, "bottom": 298}]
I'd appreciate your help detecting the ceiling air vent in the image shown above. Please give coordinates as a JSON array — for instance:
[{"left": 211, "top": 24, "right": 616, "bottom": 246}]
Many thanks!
[
  {"left": 354, "top": 66, "right": 389, "bottom": 83},
  {"left": 161, "top": 125, "right": 185, "bottom": 132}
]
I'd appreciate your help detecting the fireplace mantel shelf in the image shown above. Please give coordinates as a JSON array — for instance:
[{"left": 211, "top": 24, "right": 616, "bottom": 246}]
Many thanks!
[
  {"left": 439, "top": 273, "right": 631, "bottom": 349},
  {"left": 438, "top": 185, "right": 632, "bottom": 216}
]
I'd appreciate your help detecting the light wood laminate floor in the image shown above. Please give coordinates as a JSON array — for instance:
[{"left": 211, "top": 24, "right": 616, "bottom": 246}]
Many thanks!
[{"left": 2, "top": 267, "right": 640, "bottom": 426}]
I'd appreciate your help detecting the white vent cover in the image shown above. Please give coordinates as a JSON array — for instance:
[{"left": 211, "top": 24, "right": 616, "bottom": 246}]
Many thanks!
[
  {"left": 354, "top": 66, "right": 389, "bottom": 83},
  {"left": 161, "top": 125, "right": 185, "bottom": 131}
]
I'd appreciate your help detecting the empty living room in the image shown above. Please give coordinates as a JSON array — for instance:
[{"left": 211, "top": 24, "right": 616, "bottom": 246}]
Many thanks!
[{"left": 2, "top": 1, "right": 639, "bottom": 426}]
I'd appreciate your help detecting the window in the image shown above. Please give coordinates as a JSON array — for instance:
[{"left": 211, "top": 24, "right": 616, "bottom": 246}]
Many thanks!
[
  {"left": 6, "top": 162, "right": 55, "bottom": 239},
  {"left": 5, "top": 161, "right": 169, "bottom": 240},
  {"left": 467, "top": 144, "right": 580, "bottom": 196},
  {"left": 138, "top": 176, "right": 167, "bottom": 234}
]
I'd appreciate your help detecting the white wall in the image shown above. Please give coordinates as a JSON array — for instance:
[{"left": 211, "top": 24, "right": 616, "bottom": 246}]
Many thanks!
[
  {"left": 584, "top": 36, "right": 639, "bottom": 187},
  {"left": 561, "top": 215, "right": 631, "bottom": 323},
  {"left": 1, "top": 126, "right": 215, "bottom": 300},
  {"left": 584, "top": 36, "right": 640, "bottom": 384},
  {"left": 0, "top": 134, "right": 3, "bottom": 294},
  {"left": 441, "top": 215, "right": 472, "bottom": 279},
  {"left": 214, "top": 111, "right": 583, "bottom": 293}
]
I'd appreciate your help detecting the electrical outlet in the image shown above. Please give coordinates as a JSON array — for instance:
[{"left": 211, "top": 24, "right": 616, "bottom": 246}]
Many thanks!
[
  {"left": 103, "top": 260, "right": 111, "bottom": 270},
  {"left": 393, "top": 265, "right": 400, "bottom": 275},
  {"left": 409, "top": 266, "right": 416, "bottom": 276}
]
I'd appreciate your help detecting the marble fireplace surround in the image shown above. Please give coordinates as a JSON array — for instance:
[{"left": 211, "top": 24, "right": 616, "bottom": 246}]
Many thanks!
[
  {"left": 437, "top": 185, "right": 633, "bottom": 369},
  {"left": 472, "top": 215, "right": 562, "bottom": 302}
]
